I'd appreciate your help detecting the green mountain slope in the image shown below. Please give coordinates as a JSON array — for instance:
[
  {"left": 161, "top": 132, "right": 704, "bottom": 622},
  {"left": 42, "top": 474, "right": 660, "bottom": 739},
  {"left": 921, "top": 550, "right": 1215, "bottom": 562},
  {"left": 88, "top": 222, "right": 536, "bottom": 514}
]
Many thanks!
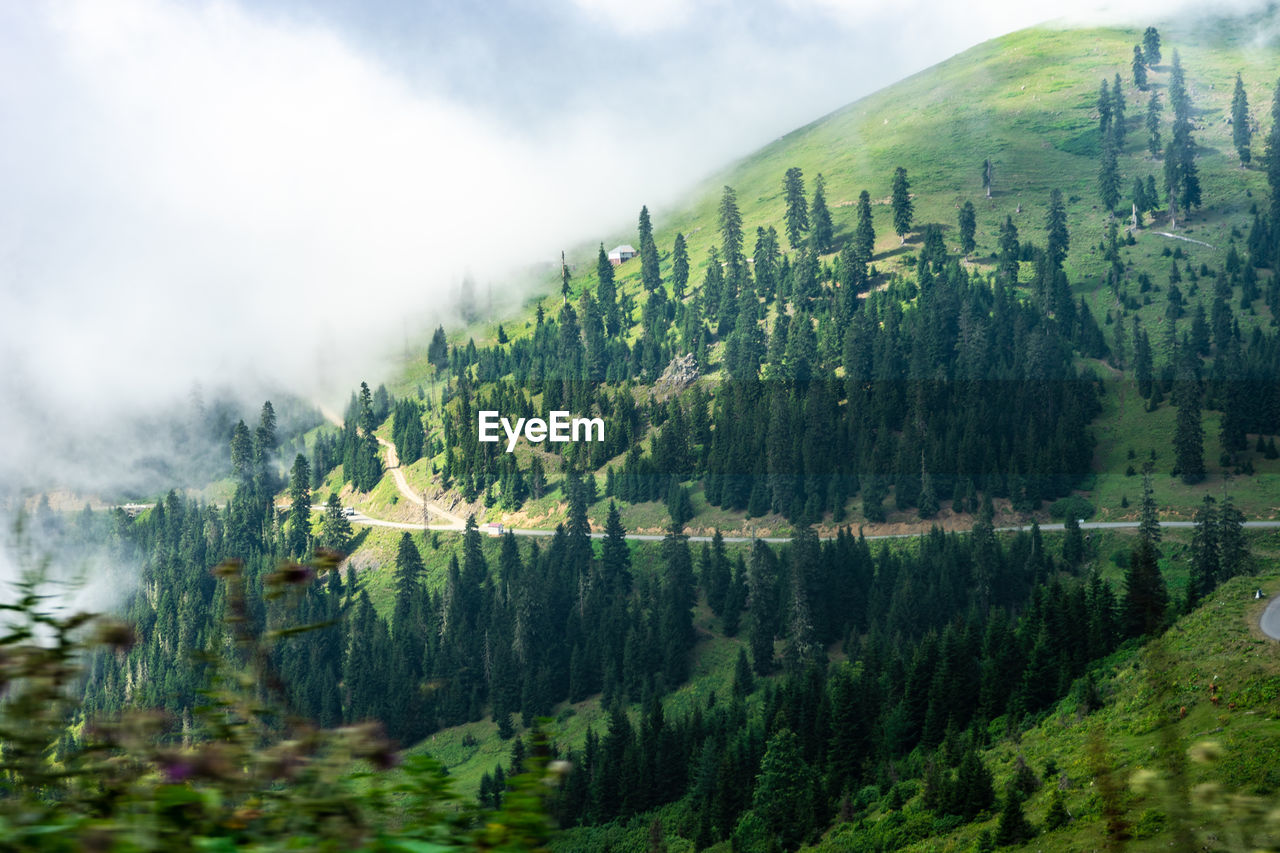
[
  {"left": 809, "top": 566, "right": 1280, "bottom": 852},
  {"left": 368, "top": 11, "right": 1280, "bottom": 540}
]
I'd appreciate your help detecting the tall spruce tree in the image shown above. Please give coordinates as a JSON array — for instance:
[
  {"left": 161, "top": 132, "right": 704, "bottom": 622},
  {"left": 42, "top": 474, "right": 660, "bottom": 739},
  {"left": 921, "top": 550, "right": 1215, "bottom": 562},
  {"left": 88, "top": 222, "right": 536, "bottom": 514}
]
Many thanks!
[
  {"left": 1218, "top": 495, "right": 1248, "bottom": 580},
  {"left": 1143, "top": 26, "right": 1161, "bottom": 66},
  {"left": 1134, "top": 320, "right": 1154, "bottom": 398},
  {"left": 719, "top": 185, "right": 746, "bottom": 302},
  {"left": 1098, "top": 78, "right": 1113, "bottom": 138},
  {"left": 1164, "top": 52, "right": 1201, "bottom": 226},
  {"left": 428, "top": 325, "right": 449, "bottom": 369},
  {"left": 1113, "top": 73, "right": 1127, "bottom": 147},
  {"left": 671, "top": 233, "right": 690, "bottom": 300},
  {"left": 320, "top": 492, "right": 352, "bottom": 552},
  {"left": 1099, "top": 127, "right": 1122, "bottom": 211},
  {"left": 855, "top": 190, "right": 876, "bottom": 260},
  {"left": 891, "top": 166, "right": 913, "bottom": 244},
  {"left": 1146, "top": 91, "right": 1163, "bottom": 158},
  {"left": 1188, "top": 495, "right": 1218, "bottom": 607},
  {"left": 995, "top": 788, "right": 1035, "bottom": 847},
  {"left": 1232, "top": 73, "right": 1252, "bottom": 165},
  {"left": 959, "top": 201, "right": 977, "bottom": 256},
  {"left": 286, "top": 453, "right": 311, "bottom": 558},
  {"left": 783, "top": 167, "right": 809, "bottom": 249},
  {"left": 596, "top": 243, "right": 621, "bottom": 336},
  {"left": 1124, "top": 537, "right": 1168, "bottom": 637},
  {"left": 1045, "top": 189, "right": 1069, "bottom": 269},
  {"left": 639, "top": 205, "right": 661, "bottom": 292},
  {"left": 560, "top": 250, "right": 571, "bottom": 304},
  {"left": 810, "top": 173, "right": 833, "bottom": 254},
  {"left": 750, "top": 728, "right": 811, "bottom": 849},
  {"left": 1172, "top": 344, "right": 1206, "bottom": 483},
  {"left": 997, "top": 216, "right": 1020, "bottom": 284},
  {"left": 1133, "top": 45, "right": 1148, "bottom": 90}
]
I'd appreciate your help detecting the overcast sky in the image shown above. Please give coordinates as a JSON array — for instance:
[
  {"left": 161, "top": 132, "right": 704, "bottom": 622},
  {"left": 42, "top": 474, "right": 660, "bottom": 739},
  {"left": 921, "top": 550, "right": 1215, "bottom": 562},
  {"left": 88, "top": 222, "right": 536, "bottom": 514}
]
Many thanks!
[{"left": 0, "top": 0, "right": 1247, "bottom": 496}]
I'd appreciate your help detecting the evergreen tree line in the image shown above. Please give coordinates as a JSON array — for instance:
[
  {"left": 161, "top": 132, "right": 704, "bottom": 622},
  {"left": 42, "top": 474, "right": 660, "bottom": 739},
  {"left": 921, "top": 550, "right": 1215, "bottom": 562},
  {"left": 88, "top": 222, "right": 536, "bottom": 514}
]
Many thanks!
[
  {"left": 493, "top": 507, "right": 1248, "bottom": 850},
  {"left": 421, "top": 170, "right": 1103, "bottom": 522}
]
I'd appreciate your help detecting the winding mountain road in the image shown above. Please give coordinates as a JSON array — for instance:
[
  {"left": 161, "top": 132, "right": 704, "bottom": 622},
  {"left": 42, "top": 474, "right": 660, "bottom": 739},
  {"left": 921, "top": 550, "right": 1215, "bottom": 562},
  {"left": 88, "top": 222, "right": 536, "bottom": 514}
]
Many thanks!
[
  {"left": 317, "top": 404, "right": 464, "bottom": 530},
  {"left": 311, "top": 402, "right": 1280, "bottom": 545},
  {"left": 213, "top": 402, "right": 1280, "bottom": 633},
  {"left": 330, "top": 511, "right": 1280, "bottom": 545}
]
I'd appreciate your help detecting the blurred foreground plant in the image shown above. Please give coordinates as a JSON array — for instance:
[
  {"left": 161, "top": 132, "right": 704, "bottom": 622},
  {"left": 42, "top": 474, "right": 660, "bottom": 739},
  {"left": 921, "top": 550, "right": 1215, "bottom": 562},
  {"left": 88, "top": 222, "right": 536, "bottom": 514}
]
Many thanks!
[{"left": 0, "top": 536, "right": 556, "bottom": 851}]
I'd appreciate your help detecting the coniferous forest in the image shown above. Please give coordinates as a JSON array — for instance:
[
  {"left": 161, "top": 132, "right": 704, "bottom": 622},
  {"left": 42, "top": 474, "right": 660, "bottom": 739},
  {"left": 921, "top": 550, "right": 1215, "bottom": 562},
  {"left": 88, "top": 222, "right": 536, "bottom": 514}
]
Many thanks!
[{"left": 8, "top": 12, "right": 1280, "bottom": 853}]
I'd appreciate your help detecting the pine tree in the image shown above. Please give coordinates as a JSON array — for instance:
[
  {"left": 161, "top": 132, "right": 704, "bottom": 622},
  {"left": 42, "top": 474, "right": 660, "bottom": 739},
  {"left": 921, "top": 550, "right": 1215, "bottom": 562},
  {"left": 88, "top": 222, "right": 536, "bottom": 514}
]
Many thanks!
[
  {"left": 392, "top": 531, "right": 424, "bottom": 634},
  {"left": 1164, "top": 52, "right": 1201, "bottom": 226},
  {"left": 701, "top": 247, "right": 724, "bottom": 319},
  {"left": 1045, "top": 188, "right": 1069, "bottom": 269},
  {"left": 428, "top": 325, "right": 449, "bottom": 369},
  {"left": 1132, "top": 176, "right": 1150, "bottom": 214},
  {"left": 810, "top": 173, "right": 833, "bottom": 254},
  {"left": 783, "top": 167, "right": 810, "bottom": 249},
  {"left": 1098, "top": 77, "right": 1113, "bottom": 139},
  {"left": 1124, "top": 537, "right": 1168, "bottom": 637},
  {"left": 891, "top": 167, "right": 913, "bottom": 244},
  {"left": 1188, "top": 494, "right": 1218, "bottom": 606},
  {"left": 639, "top": 205, "right": 661, "bottom": 292},
  {"left": 601, "top": 500, "right": 632, "bottom": 596},
  {"left": 997, "top": 216, "right": 1020, "bottom": 284},
  {"left": 982, "top": 158, "right": 993, "bottom": 198},
  {"left": 995, "top": 788, "right": 1035, "bottom": 846},
  {"left": 953, "top": 748, "right": 995, "bottom": 819},
  {"left": 320, "top": 492, "right": 353, "bottom": 552},
  {"left": 1232, "top": 73, "right": 1252, "bottom": 165},
  {"left": 1044, "top": 788, "right": 1070, "bottom": 830},
  {"left": 1219, "top": 341, "right": 1248, "bottom": 453},
  {"left": 958, "top": 201, "right": 977, "bottom": 256},
  {"left": 855, "top": 190, "right": 876, "bottom": 261},
  {"left": 286, "top": 453, "right": 311, "bottom": 558},
  {"left": 1172, "top": 345, "right": 1205, "bottom": 484},
  {"left": 1132, "top": 45, "right": 1148, "bottom": 90},
  {"left": 671, "top": 233, "right": 690, "bottom": 300},
  {"left": 720, "top": 185, "right": 745, "bottom": 275},
  {"left": 565, "top": 247, "right": 576, "bottom": 303},
  {"left": 1146, "top": 91, "right": 1162, "bottom": 158},
  {"left": 230, "top": 420, "right": 253, "bottom": 481},
  {"left": 597, "top": 243, "right": 621, "bottom": 336},
  {"left": 1218, "top": 494, "right": 1249, "bottom": 580},
  {"left": 1113, "top": 73, "right": 1127, "bottom": 147},
  {"left": 1143, "top": 26, "right": 1161, "bottom": 66},
  {"left": 1134, "top": 320, "right": 1154, "bottom": 398},
  {"left": 751, "top": 728, "right": 811, "bottom": 849},
  {"left": 732, "top": 646, "right": 754, "bottom": 698},
  {"left": 1099, "top": 127, "right": 1121, "bottom": 211}
]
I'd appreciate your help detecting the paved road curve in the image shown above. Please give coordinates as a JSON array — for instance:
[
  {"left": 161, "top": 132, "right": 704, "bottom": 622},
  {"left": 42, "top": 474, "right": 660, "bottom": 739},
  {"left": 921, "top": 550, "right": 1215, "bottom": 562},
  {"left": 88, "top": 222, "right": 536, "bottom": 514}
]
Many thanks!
[{"left": 1262, "top": 595, "right": 1280, "bottom": 640}]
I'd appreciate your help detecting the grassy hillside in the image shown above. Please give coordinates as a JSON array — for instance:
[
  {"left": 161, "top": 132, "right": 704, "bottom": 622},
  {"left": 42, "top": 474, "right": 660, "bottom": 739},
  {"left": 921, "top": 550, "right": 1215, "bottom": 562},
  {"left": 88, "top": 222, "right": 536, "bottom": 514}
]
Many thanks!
[
  {"left": 322, "top": 15, "right": 1280, "bottom": 840},
  {"left": 813, "top": 564, "right": 1280, "bottom": 852},
  {"left": 365, "top": 10, "right": 1280, "bottom": 539},
  {"left": 536, "top": 554, "right": 1280, "bottom": 853}
]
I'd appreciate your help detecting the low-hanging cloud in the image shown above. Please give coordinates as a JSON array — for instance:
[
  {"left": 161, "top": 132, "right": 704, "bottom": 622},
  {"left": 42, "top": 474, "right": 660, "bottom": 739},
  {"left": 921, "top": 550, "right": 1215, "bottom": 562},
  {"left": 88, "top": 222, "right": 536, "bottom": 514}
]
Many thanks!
[
  {"left": 0, "top": 0, "right": 669, "bottom": 495},
  {"left": 0, "top": 0, "right": 1272, "bottom": 500}
]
